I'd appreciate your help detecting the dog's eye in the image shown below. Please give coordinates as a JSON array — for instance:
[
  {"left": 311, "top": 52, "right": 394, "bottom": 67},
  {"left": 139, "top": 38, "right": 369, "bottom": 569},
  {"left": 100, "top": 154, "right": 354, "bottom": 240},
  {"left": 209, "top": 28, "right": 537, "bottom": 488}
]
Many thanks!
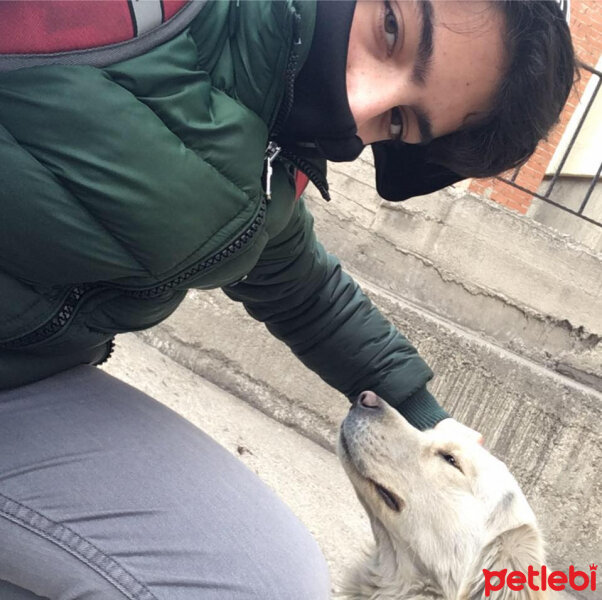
[{"left": 439, "top": 452, "right": 462, "bottom": 472}]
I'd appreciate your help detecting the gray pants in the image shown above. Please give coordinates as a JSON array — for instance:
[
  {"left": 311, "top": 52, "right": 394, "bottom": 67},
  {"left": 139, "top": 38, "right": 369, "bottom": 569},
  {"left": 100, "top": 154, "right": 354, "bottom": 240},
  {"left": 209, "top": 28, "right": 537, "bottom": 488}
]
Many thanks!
[{"left": 0, "top": 367, "right": 330, "bottom": 599}]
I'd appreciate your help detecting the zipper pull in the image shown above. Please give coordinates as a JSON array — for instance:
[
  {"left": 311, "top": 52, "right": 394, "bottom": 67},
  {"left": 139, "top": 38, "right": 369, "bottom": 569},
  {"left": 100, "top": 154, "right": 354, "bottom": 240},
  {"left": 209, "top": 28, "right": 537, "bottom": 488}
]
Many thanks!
[
  {"left": 265, "top": 141, "right": 282, "bottom": 200},
  {"left": 293, "top": 12, "right": 302, "bottom": 45}
]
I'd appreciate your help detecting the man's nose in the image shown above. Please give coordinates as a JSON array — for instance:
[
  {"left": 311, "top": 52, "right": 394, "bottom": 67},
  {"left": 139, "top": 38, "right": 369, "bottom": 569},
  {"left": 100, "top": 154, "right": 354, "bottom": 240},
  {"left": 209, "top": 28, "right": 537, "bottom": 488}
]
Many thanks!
[
  {"left": 349, "top": 90, "right": 399, "bottom": 127},
  {"left": 348, "top": 63, "right": 411, "bottom": 121}
]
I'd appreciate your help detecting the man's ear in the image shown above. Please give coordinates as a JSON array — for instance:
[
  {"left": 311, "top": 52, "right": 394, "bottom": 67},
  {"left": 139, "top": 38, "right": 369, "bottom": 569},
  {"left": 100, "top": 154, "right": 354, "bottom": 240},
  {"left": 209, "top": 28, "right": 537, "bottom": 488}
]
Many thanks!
[{"left": 459, "top": 524, "right": 547, "bottom": 600}]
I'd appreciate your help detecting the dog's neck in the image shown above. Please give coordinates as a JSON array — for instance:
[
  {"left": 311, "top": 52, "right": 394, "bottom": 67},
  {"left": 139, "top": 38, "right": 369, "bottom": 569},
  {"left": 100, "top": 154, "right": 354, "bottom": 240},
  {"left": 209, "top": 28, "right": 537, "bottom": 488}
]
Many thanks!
[{"left": 339, "top": 531, "right": 448, "bottom": 600}]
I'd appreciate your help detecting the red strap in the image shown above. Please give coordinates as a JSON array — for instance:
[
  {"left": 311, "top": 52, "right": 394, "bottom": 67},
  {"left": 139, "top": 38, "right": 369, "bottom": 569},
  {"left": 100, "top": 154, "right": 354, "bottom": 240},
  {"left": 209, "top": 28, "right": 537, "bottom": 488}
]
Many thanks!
[
  {"left": 295, "top": 170, "right": 309, "bottom": 201},
  {"left": 0, "top": 0, "right": 188, "bottom": 54},
  {"left": 163, "top": 0, "right": 188, "bottom": 20}
]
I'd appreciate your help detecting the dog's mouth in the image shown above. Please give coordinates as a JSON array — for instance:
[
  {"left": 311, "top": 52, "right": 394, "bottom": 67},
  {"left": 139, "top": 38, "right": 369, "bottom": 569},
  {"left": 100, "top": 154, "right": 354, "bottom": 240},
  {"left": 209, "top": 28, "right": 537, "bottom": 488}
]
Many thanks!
[
  {"left": 370, "top": 479, "right": 402, "bottom": 512},
  {"left": 340, "top": 430, "right": 403, "bottom": 513},
  {"left": 340, "top": 427, "right": 352, "bottom": 458}
]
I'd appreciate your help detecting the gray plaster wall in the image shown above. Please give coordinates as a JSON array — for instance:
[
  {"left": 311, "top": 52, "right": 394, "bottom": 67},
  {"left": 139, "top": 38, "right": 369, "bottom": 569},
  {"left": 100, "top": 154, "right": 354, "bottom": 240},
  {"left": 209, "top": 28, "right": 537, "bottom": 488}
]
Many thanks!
[
  {"left": 128, "top": 150, "right": 601, "bottom": 596},
  {"left": 319, "top": 151, "right": 601, "bottom": 392},
  {"left": 529, "top": 177, "right": 602, "bottom": 253}
]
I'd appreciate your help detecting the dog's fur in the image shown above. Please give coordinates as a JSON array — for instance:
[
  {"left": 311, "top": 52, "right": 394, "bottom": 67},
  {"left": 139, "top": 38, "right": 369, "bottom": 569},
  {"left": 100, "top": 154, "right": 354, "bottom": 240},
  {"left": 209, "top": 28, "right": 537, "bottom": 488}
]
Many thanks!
[{"left": 337, "top": 393, "right": 547, "bottom": 600}]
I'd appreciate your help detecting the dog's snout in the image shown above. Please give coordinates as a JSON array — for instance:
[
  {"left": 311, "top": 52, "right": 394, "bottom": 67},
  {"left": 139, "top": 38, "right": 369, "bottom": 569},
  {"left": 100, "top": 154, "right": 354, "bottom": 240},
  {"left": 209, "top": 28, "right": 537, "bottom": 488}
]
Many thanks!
[{"left": 358, "top": 391, "right": 381, "bottom": 409}]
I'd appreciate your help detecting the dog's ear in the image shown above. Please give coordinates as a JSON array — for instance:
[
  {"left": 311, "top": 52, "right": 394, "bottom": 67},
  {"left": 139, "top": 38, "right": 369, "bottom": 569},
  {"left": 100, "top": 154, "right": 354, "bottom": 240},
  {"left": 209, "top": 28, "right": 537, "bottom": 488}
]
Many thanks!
[{"left": 458, "top": 524, "right": 547, "bottom": 600}]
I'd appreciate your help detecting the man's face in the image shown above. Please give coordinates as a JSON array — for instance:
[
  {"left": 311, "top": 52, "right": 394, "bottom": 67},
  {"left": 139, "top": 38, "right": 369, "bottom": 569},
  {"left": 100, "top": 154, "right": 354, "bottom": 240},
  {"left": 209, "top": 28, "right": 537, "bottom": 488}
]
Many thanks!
[{"left": 347, "top": 0, "right": 507, "bottom": 145}]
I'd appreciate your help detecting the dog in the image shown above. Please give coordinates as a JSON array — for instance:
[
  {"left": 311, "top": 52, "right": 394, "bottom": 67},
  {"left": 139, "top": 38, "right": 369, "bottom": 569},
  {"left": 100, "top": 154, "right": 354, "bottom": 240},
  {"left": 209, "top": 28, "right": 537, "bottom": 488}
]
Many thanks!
[{"left": 337, "top": 391, "right": 546, "bottom": 600}]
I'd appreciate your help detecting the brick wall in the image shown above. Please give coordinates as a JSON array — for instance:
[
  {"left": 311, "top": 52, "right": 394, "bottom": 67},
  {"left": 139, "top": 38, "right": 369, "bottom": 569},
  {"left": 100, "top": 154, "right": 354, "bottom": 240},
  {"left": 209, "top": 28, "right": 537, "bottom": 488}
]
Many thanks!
[{"left": 468, "top": 0, "right": 602, "bottom": 214}]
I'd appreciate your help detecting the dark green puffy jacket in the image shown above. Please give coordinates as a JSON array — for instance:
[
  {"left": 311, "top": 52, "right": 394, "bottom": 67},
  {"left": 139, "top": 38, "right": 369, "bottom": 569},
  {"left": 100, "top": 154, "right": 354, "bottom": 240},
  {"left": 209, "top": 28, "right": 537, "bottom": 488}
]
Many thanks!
[{"left": 0, "top": 0, "right": 447, "bottom": 429}]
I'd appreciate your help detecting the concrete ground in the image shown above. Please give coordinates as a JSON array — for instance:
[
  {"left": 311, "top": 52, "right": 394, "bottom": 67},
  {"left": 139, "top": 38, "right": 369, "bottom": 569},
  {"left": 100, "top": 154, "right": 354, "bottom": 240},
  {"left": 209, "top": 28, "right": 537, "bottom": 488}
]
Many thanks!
[
  {"left": 102, "top": 333, "right": 580, "bottom": 600},
  {"left": 101, "top": 333, "right": 372, "bottom": 595}
]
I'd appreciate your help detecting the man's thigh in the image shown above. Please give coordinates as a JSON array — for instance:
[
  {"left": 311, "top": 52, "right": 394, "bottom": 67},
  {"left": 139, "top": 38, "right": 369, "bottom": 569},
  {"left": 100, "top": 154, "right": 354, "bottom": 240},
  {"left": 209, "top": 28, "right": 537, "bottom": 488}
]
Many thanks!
[
  {"left": 0, "top": 580, "right": 48, "bottom": 599},
  {"left": 0, "top": 366, "right": 329, "bottom": 600}
]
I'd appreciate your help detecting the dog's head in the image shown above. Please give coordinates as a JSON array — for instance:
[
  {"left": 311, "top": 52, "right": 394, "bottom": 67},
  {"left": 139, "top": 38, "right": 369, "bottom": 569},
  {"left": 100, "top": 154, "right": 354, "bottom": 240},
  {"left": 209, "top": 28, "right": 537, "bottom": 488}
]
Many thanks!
[{"left": 337, "top": 391, "right": 546, "bottom": 600}]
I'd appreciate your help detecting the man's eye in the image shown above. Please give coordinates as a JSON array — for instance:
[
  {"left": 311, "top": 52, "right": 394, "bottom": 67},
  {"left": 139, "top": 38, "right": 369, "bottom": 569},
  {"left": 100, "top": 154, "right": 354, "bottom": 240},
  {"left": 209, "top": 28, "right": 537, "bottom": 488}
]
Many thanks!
[
  {"left": 390, "top": 107, "right": 403, "bottom": 140},
  {"left": 383, "top": 0, "right": 398, "bottom": 54}
]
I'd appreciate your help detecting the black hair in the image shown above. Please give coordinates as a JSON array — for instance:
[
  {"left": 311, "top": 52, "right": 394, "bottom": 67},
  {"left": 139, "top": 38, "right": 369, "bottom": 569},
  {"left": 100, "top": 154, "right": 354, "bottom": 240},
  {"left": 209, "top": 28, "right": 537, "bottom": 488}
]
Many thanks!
[{"left": 427, "top": 0, "right": 578, "bottom": 178}]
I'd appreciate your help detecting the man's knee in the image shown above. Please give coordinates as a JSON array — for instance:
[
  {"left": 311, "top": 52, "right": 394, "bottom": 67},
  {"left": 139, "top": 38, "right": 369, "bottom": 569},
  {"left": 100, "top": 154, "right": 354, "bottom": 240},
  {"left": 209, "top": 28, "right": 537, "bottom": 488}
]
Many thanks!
[{"left": 248, "top": 530, "right": 331, "bottom": 600}]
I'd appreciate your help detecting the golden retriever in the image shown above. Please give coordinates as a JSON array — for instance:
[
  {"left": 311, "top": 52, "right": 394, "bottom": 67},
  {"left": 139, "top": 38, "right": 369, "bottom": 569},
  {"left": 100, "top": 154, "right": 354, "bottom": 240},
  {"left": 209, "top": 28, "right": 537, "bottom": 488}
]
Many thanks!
[{"left": 337, "top": 391, "right": 546, "bottom": 600}]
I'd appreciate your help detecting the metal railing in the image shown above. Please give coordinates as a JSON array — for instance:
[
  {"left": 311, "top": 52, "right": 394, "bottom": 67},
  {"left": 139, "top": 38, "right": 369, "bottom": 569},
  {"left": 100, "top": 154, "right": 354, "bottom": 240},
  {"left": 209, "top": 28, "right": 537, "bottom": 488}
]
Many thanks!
[{"left": 497, "top": 63, "right": 601, "bottom": 228}]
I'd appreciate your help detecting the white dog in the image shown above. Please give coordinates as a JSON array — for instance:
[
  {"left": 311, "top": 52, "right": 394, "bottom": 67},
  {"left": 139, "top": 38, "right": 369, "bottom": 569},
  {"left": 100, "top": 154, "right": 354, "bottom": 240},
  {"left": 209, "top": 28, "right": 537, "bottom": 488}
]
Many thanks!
[{"left": 337, "top": 391, "right": 546, "bottom": 600}]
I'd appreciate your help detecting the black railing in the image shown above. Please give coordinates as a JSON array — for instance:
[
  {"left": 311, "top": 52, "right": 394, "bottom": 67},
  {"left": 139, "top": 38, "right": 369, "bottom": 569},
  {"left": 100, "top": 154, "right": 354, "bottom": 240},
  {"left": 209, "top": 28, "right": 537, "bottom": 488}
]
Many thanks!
[{"left": 497, "top": 63, "right": 601, "bottom": 228}]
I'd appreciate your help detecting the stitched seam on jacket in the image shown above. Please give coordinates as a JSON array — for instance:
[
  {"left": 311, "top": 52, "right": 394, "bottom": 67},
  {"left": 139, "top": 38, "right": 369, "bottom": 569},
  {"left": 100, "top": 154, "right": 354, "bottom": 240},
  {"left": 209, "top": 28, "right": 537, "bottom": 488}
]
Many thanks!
[
  {"left": 41, "top": 171, "right": 155, "bottom": 280},
  {"left": 0, "top": 124, "right": 152, "bottom": 280},
  {"left": 95, "top": 81, "right": 265, "bottom": 278},
  {"left": 130, "top": 86, "right": 259, "bottom": 201},
  {"left": 0, "top": 493, "right": 159, "bottom": 600},
  {"left": 0, "top": 265, "right": 50, "bottom": 330}
]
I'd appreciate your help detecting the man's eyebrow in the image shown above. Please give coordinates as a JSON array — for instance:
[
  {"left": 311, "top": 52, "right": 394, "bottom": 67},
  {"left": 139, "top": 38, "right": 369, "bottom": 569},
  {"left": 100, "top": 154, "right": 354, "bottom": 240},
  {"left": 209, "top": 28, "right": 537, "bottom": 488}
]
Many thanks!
[{"left": 412, "top": 0, "right": 434, "bottom": 86}]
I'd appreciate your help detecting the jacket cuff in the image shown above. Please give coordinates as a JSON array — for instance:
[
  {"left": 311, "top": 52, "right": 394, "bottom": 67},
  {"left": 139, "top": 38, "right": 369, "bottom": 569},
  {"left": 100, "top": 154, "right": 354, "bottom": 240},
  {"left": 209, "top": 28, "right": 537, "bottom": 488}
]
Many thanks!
[{"left": 398, "top": 386, "right": 449, "bottom": 431}]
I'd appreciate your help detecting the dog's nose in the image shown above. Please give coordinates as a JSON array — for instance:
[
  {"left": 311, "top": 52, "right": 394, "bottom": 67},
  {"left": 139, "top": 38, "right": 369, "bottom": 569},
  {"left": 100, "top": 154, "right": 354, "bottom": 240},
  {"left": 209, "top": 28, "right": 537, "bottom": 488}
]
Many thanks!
[{"left": 358, "top": 391, "right": 380, "bottom": 409}]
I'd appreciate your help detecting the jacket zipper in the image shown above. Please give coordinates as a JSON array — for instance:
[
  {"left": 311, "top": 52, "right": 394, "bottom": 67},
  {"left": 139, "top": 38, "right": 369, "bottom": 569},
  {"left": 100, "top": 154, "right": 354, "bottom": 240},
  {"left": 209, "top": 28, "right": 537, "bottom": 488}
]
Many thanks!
[
  {"left": 124, "top": 196, "right": 266, "bottom": 298},
  {"left": 0, "top": 197, "right": 267, "bottom": 350},
  {"left": 268, "top": 11, "right": 302, "bottom": 138},
  {"left": 266, "top": 11, "right": 330, "bottom": 203},
  {"left": 0, "top": 284, "right": 94, "bottom": 350},
  {"left": 279, "top": 148, "right": 331, "bottom": 201},
  {"left": 1, "top": 9, "right": 313, "bottom": 351},
  {"left": 264, "top": 141, "right": 331, "bottom": 203},
  {"left": 264, "top": 141, "right": 282, "bottom": 200}
]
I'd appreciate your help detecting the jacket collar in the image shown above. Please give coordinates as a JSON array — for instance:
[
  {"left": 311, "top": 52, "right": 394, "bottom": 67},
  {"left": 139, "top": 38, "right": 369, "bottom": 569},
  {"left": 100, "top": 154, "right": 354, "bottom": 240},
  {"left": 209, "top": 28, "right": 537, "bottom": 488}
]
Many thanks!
[{"left": 277, "top": 0, "right": 363, "bottom": 163}]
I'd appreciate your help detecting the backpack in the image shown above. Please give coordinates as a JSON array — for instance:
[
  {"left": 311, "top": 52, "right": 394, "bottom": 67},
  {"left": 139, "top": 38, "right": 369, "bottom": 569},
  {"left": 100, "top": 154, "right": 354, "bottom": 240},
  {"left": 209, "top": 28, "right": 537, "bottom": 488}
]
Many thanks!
[{"left": 0, "top": 0, "right": 206, "bottom": 71}]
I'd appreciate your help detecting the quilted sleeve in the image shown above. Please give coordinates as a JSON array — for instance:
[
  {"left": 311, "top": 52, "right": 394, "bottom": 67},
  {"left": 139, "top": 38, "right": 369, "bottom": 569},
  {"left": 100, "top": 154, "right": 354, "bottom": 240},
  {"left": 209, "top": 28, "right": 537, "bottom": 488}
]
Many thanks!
[{"left": 223, "top": 197, "right": 449, "bottom": 430}]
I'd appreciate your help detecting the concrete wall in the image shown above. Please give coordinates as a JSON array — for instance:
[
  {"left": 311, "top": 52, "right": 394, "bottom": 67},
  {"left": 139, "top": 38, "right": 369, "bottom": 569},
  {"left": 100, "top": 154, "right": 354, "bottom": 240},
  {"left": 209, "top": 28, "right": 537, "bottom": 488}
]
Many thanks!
[
  {"left": 529, "top": 177, "right": 602, "bottom": 253},
  {"left": 130, "top": 150, "right": 601, "bottom": 596},
  {"left": 319, "top": 151, "right": 601, "bottom": 393}
]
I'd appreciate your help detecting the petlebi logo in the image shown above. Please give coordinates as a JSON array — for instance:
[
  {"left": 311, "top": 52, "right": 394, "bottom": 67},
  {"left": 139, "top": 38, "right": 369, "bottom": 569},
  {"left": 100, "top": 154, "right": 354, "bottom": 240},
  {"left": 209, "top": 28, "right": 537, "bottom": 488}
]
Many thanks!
[{"left": 483, "top": 564, "right": 597, "bottom": 596}]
